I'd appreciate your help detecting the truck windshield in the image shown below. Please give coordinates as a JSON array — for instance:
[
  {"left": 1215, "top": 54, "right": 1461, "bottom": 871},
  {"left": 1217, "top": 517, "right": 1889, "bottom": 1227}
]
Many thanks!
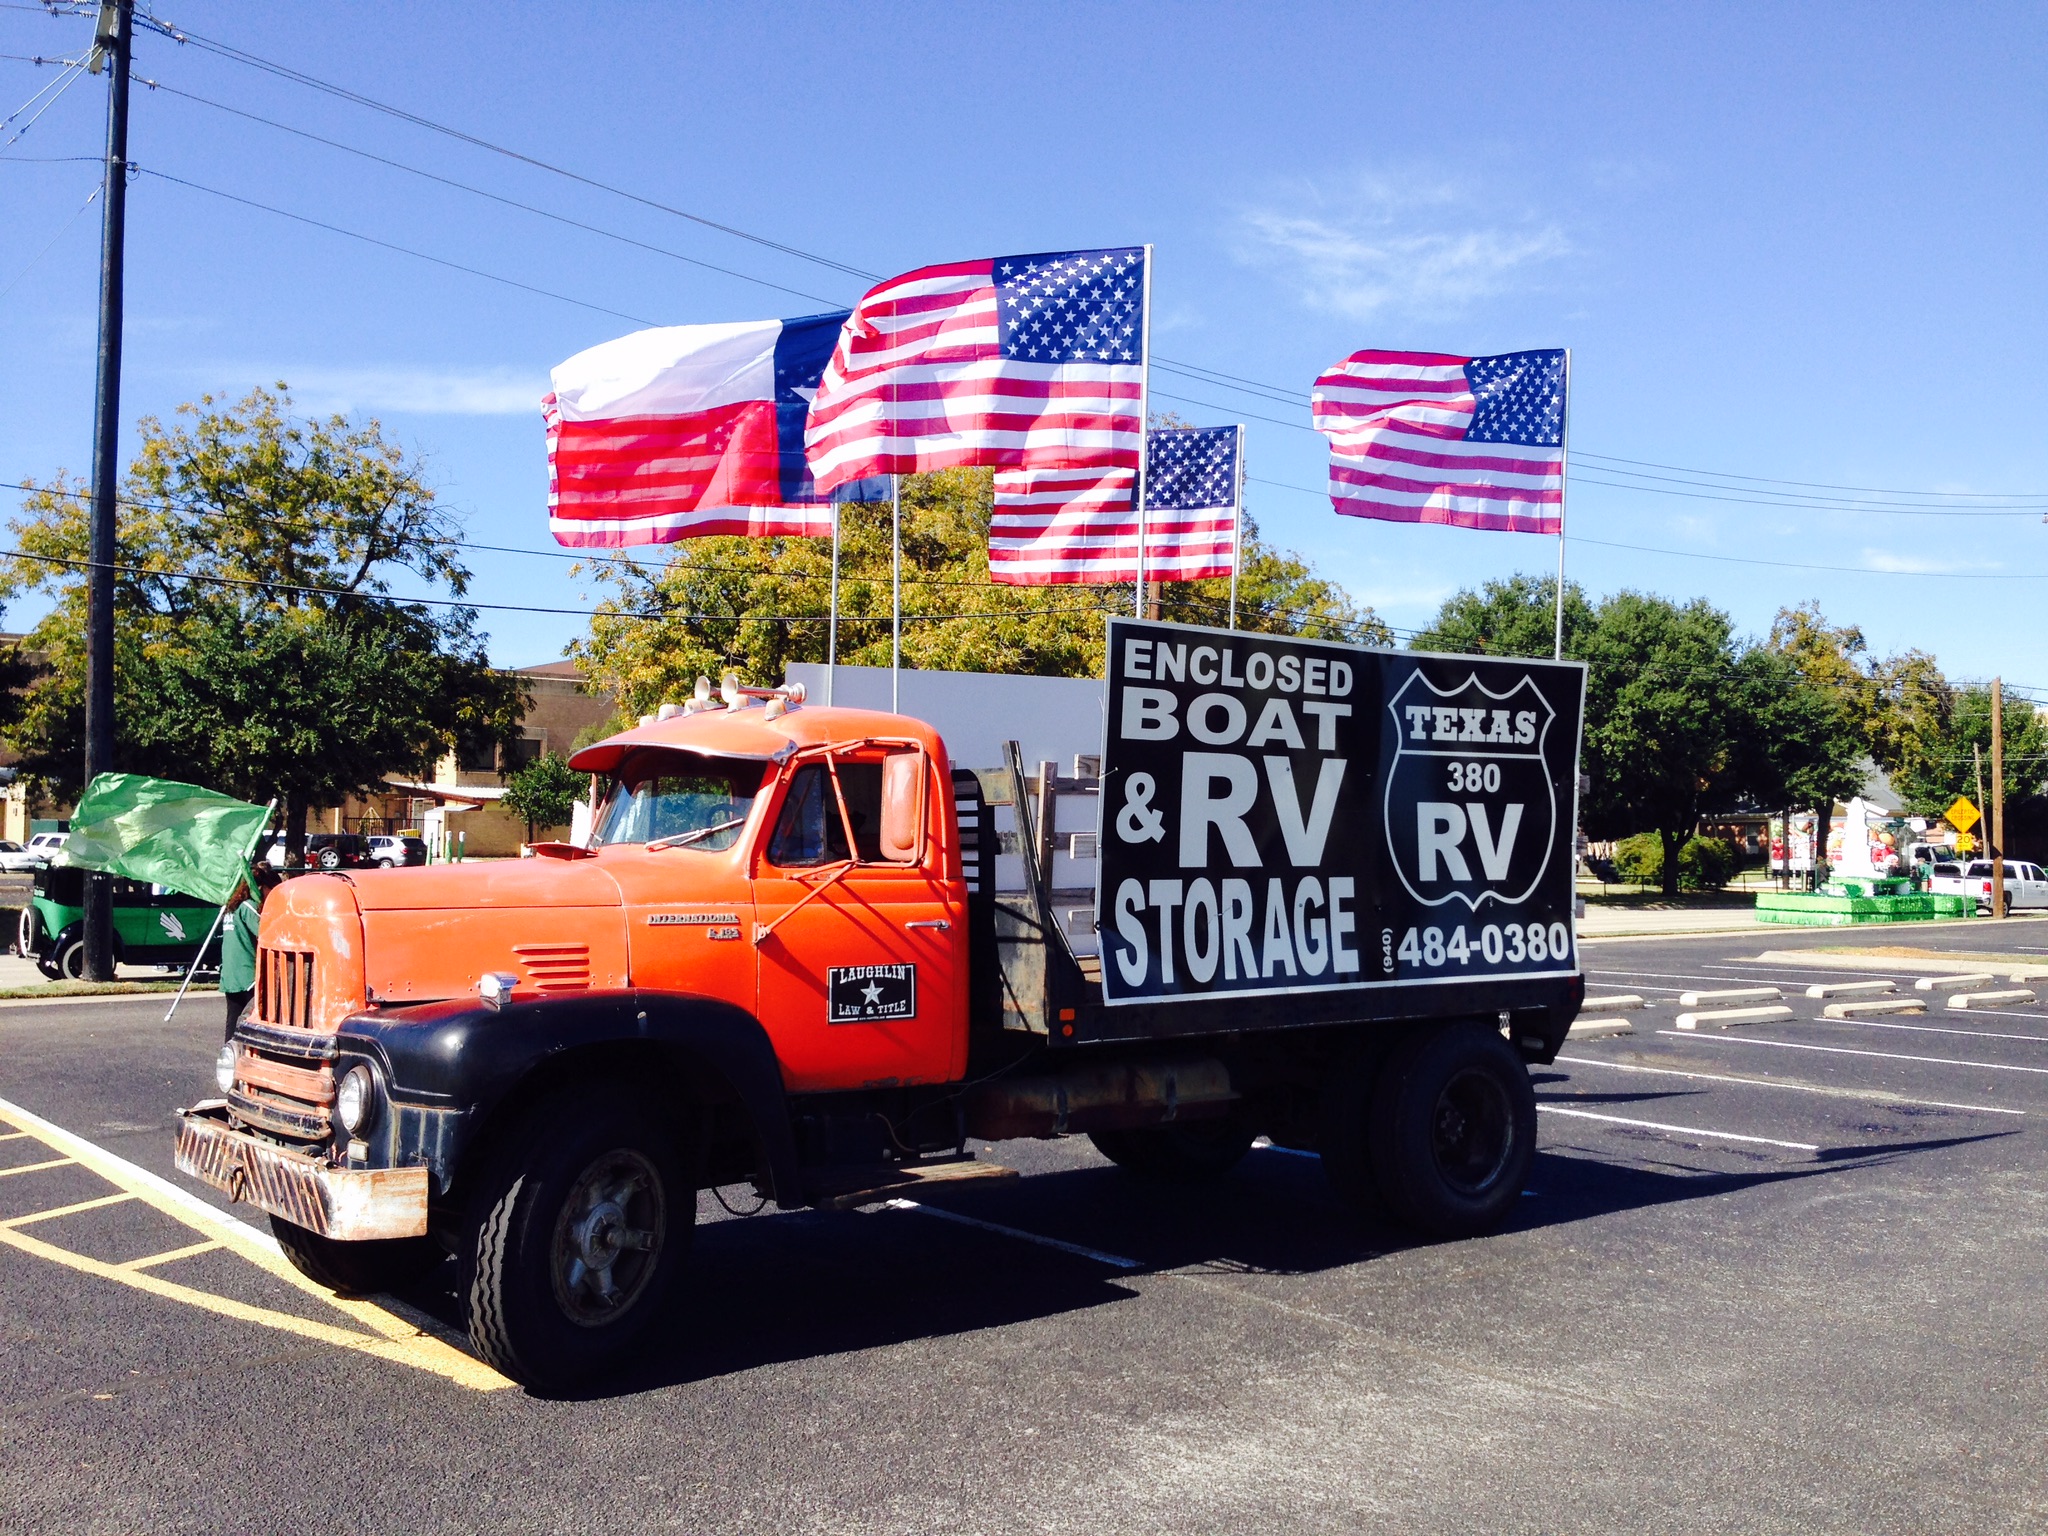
[{"left": 591, "top": 750, "right": 768, "bottom": 852}]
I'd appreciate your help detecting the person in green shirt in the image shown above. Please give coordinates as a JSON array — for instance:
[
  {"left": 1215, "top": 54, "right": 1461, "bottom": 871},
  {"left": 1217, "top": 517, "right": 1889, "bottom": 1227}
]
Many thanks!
[{"left": 219, "top": 864, "right": 278, "bottom": 1039}]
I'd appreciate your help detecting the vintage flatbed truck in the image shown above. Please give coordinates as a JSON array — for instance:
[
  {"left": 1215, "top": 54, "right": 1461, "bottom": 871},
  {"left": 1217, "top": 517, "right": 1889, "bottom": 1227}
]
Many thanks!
[{"left": 175, "top": 620, "right": 1586, "bottom": 1388}]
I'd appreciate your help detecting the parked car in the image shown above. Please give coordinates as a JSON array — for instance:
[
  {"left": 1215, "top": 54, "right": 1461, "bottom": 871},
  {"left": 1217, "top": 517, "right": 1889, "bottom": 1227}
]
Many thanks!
[
  {"left": 1930, "top": 860, "right": 2048, "bottom": 912},
  {"left": 18, "top": 864, "right": 223, "bottom": 980},
  {"left": 0, "top": 839, "right": 47, "bottom": 873},
  {"left": 366, "top": 834, "right": 429, "bottom": 868},
  {"left": 260, "top": 832, "right": 375, "bottom": 872},
  {"left": 25, "top": 830, "right": 68, "bottom": 867}
]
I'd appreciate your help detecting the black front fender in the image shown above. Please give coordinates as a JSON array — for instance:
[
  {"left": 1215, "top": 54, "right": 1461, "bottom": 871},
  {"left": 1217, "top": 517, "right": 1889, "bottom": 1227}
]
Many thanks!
[{"left": 337, "top": 990, "right": 802, "bottom": 1208}]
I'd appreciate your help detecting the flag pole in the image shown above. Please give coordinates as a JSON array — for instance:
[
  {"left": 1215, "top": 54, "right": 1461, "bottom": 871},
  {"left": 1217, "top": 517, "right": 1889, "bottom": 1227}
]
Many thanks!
[
  {"left": 1228, "top": 422, "right": 1245, "bottom": 630},
  {"left": 1553, "top": 347, "right": 1571, "bottom": 661},
  {"left": 1132, "top": 244, "right": 1154, "bottom": 619},
  {"left": 827, "top": 502, "right": 840, "bottom": 706},
  {"left": 163, "top": 797, "right": 275, "bottom": 1025},
  {"left": 890, "top": 474, "right": 902, "bottom": 712}
]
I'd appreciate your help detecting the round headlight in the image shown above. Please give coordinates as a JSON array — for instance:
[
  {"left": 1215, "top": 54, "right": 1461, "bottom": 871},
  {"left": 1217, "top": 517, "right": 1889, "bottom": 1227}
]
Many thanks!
[
  {"left": 214, "top": 1043, "right": 237, "bottom": 1095},
  {"left": 335, "top": 1063, "right": 376, "bottom": 1135}
]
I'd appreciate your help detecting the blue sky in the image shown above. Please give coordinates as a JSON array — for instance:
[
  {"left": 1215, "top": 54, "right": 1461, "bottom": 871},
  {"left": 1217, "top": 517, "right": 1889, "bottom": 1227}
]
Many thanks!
[{"left": 4, "top": 2, "right": 2045, "bottom": 694}]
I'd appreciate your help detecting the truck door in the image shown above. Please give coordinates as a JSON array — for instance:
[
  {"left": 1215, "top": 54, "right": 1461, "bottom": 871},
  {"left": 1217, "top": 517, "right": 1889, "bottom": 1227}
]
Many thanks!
[{"left": 752, "top": 747, "right": 966, "bottom": 1092}]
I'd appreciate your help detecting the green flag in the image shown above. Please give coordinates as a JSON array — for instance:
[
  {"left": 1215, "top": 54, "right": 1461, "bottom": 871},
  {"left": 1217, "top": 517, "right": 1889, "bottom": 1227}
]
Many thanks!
[{"left": 60, "top": 773, "right": 272, "bottom": 906}]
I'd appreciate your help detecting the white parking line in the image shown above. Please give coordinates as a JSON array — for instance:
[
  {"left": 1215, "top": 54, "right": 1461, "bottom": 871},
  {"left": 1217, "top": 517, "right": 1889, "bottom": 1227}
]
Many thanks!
[
  {"left": 1654, "top": 1031, "right": 2048, "bottom": 1075},
  {"left": 1552, "top": 1054, "right": 2025, "bottom": 1115},
  {"left": 1537, "top": 1104, "right": 1820, "bottom": 1151},
  {"left": 882, "top": 1198, "right": 1141, "bottom": 1270},
  {"left": 1829, "top": 1017, "right": 2048, "bottom": 1045}
]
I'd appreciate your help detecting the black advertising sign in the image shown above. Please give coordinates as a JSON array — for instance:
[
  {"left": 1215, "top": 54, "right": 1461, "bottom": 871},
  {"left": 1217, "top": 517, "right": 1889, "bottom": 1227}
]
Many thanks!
[
  {"left": 828, "top": 964, "right": 917, "bottom": 1023},
  {"left": 1096, "top": 618, "right": 1586, "bottom": 1006}
]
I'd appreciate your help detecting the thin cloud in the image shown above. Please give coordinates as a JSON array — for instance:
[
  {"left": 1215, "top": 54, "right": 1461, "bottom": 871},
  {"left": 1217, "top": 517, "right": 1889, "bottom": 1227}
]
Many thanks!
[
  {"left": 208, "top": 365, "right": 548, "bottom": 417},
  {"left": 1235, "top": 172, "right": 1569, "bottom": 321},
  {"left": 1860, "top": 548, "right": 1998, "bottom": 575}
]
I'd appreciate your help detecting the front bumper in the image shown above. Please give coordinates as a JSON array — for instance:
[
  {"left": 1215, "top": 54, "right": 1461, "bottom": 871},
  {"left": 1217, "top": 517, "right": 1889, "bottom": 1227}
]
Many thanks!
[{"left": 174, "top": 1101, "right": 429, "bottom": 1241}]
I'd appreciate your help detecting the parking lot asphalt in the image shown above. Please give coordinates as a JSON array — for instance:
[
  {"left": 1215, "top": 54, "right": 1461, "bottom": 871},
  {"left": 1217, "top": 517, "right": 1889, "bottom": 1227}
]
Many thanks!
[{"left": 2, "top": 918, "right": 2046, "bottom": 1534}]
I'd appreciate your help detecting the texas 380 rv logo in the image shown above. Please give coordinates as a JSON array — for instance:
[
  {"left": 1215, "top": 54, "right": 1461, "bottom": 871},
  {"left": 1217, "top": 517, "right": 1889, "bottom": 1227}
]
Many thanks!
[{"left": 1382, "top": 670, "right": 1558, "bottom": 913}]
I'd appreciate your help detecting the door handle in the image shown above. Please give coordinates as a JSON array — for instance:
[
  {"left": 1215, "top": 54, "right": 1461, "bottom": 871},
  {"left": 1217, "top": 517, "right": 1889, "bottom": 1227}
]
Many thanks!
[{"left": 905, "top": 919, "right": 951, "bottom": 931}]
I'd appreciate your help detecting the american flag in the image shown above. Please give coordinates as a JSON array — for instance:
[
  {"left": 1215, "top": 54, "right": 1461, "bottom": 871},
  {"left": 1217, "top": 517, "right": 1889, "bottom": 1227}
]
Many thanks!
[
  {"left": 988, "top": 425, "right": 1241, "bottom": 585},
  {"left": 804, "top": 247, "right": 1148, "bottom": 495},
  {"left": 1311, "top": 349, "right": 1566, "bottom": 534}
]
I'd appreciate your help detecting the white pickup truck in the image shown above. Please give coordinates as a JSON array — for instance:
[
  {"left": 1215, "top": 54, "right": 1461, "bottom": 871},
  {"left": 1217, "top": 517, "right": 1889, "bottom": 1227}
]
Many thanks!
[{"left": 1928, "top": 859, "right": 2048, "bottom": 912}]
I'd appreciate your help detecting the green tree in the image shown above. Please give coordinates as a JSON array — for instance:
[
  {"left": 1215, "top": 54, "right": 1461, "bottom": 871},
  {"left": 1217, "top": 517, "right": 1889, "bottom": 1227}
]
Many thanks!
[
  {"left": 1408, "top": 573, "right": 1597, "bottom": 660},
  {"left": 574, "top": 467, "right": 1385, "bottom": 714},
  {"left": 1734, "top": 644, "right": 1869, "bottom": 871},
  {"left": 502, "top": 751, "right": 586, "bottom": 842},
  {"left": 1578, "top": 592, "right": 1746, "bottom": 896},
  {"left": 1885, "top": 684, "right": 2048, "bottom": 815},
  {"left": 2, "top": 387, "right": 527, "bottom": 858}
]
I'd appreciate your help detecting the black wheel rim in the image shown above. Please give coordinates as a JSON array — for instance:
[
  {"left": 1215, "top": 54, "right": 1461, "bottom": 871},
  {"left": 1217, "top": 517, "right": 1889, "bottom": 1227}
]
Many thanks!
[
  {"left": 1429, "top": 1067, "right": 1515, "bottom": 1196},
  {"left": 549, "top": 1148, "right": 666, "bottom": 1328}
]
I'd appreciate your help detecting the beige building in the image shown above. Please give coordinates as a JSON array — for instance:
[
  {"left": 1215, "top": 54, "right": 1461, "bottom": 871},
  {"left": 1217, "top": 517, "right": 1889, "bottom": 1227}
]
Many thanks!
[{"left": 344, "top": 660, "right": 620, "bottom": 858}]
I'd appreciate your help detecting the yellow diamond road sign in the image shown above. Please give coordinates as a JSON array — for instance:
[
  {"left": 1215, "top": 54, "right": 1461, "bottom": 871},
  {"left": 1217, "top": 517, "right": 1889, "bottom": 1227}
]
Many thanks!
[{"left": 1946, "top": 795, "right": 1982, "bottom": 834}]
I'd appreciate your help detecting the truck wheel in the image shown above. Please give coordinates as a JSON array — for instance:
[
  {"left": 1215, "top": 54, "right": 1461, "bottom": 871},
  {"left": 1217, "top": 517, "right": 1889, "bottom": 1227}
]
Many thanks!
[
  {"left": 1360, "top": 1021, "right": 1535, "bottom": 1240},
  {"left": 1089, "top": 1118, "right": 1256, "bottom": 1182},
  {"left": 270, "top": 1216, "right": 441, "bottom": 1294},
  {"left": 464, "top": 1089, "right": 690, "bottom": 1390}
]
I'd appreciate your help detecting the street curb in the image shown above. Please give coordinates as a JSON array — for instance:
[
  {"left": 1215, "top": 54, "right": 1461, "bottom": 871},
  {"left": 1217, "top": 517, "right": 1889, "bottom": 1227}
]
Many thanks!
[{"left": 0, "top": 991, "right": 181, "bottom": 1012}]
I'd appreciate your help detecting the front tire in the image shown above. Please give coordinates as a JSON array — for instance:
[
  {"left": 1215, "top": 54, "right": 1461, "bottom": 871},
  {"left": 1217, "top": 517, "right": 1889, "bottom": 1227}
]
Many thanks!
[
  {"left": 270, "top": 1216, "right": 441, "bottom": 1293},
  {"left": 1361, "top": 1021, "right": 1535, "bottom": 1239},
  {"left": 53, "top": 935, "right": 87, "bottom": 981},
  {"left": 1089, "top": 1118, "right": 1257, "bottom": 1183},
  {"left": 464, "top": 1088, "right": 690, "bottom": 1390}
]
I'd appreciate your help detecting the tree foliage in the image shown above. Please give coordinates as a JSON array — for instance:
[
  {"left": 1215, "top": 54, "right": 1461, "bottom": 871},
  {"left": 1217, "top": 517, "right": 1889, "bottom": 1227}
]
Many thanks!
[
  {"left": 1, "top": 387, "right": 527, "bottom": 853},
  {"left": 502, "top": 751, "right": 586, "bottom": 841},
  {"left": 574, "top": 467, "right": 1386, "bottom": 715}
]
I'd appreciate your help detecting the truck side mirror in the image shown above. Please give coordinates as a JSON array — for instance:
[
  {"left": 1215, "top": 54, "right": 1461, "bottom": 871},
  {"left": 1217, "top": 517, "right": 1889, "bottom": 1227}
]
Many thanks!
[{"left": 879, "top": 751, "right": 923, "bottom": 863}]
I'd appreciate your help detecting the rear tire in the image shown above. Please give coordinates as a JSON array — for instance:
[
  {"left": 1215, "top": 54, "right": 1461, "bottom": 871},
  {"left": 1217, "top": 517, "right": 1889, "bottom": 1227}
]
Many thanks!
[
  {"left": 1358, "top": 1021, "right": 1535, "bottom": 1239},
  {"left": 1089, "top": 1117, "right": 1256, "bottom": 1183},
  {"left": 464, "top": 1087, "right": 691, "bottom": 1391},
  {"left": 270, "top": 1216, "right": 441, "bottom": 1294},
  {"left": 54, "top": 936, "right": 86, "bottom": 981}
]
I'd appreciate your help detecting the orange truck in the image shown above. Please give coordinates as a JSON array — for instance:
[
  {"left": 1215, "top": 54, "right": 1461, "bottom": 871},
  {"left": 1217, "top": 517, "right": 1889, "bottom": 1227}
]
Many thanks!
[{"left": 176, "top": 620, "right": 1586, "bottom": 1388}]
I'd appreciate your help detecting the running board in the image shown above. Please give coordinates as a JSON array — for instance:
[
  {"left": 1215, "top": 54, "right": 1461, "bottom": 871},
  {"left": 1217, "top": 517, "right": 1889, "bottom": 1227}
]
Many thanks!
[{"left": 807, "top": 1158, "right": 1019, "bottom": 1212}]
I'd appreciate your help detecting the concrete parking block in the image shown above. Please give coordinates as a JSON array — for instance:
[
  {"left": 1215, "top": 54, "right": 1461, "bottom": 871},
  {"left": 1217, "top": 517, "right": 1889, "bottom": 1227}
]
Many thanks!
[
  {"left": 1582, "top": 994, "right": 1646, "bottom": 1011},
  {"left": 1675, "top": 1004, "right": 1796, "bottom": 1031},
  {"left": 1823, "top": 998, "right": 1927, "bottom": 1019},
  {"left": 1677, "top": 986, "right": 1782, "bottom": 1007},
  {"left": 1947, "top": 989, "right": 2036, "bottom": 1010},
  {"left": 1568, "top": 1016, "right": 1635, "bottom": 1039},
  {"left": 1916, "top": 973, "right": 1996, "bottom": 992},
  {"left": 1804, "top": 980, "right": 1897, "bottom": 999}
]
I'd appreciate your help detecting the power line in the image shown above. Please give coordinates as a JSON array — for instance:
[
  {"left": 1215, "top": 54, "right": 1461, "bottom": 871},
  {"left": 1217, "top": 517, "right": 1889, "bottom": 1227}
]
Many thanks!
[
  {"left": 117, "top": 15, "right": 2048, "bottom": 517},
  {"left": 0, "top": 174, "right": 93, "bottom": 300},
  {"left": 0, "top": 543, "right": 1147, "bottom": 625},
  {"left": 144, "top": 79, "right": 850, "bottom": 309},
  {"left": 0, "top": 56, "right": 82, "bottom": 148},
  {"left": 137, "top": 166, "right": 663, "bottom": 328},
  {"left": 157, "top": 23, "right": 882, "bottom": 284}
]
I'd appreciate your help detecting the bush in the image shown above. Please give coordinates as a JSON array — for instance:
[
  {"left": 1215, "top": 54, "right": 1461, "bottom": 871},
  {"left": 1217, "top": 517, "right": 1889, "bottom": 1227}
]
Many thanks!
[
  {"left": 1678, "top": 836, "right": 1739, "bottom": 890},
  {"left": 1611, "top": 832, "right": 1740, "bottom": 890},
  {"left": 1613, "top": 833, "right": 1663, "bottom": 883}
]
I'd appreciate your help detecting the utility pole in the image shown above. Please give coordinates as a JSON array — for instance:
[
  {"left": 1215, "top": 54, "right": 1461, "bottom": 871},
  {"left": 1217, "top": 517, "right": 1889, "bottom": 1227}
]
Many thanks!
[
  {"left": 81, "top": 0, "right": 133, "bottom": 982},
  {"left": 1991, "top": 678, "right": 2006, "bottom": 920}
]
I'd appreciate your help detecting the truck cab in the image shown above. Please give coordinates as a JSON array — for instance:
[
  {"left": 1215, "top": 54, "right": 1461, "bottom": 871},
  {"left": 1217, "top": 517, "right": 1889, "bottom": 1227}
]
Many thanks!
[{"left": 176, "top": 658, "right": 1583, "bottom": 1389}]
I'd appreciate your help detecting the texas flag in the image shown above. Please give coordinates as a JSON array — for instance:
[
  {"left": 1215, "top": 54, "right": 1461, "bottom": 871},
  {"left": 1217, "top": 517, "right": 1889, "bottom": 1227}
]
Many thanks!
[{"left": 544, "top": 313, "right": 851, "bottom": 546}]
